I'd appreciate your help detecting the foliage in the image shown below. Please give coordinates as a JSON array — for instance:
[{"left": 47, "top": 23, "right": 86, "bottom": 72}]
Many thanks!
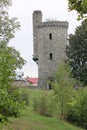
[
  {"left": 52, "top": 63, "right": 77, "bottom": 119},
  {"left": 0, "top": 46, "right": 25, "bottom": 122},
  {"left": 68, "top": 0, "right": 87, "bottom": 20},
  {"left": 0, "top": 0, "right": 11, "bottom": 8},
  {"left": 51, "top": 63, "right": 87, "bottom": 128},
  {"left": 33, "top": 91, "right": 54, "bottom": 117},
  {"left": 66, "top": 19, "right": 87, "bottom": 86},
  {"left": 1, "top": 89, "right": 84, "bottom": 130},
  {"left": 66, "top": 88, "right": 87, "bottom": 128},
  {"left": 0, "top": 0, "right": 26, "bottom": 122},
  {"left": 0, "top": 46, "right": 25, "bottom": 89},
  {"left": 0, "top": 0, "right": 20, "bottom": 46},
  {"left": 0, "top": 87, "right": 26, "bottom": 122},
  {"left": 19, "top": 88, "right": 30, "bottom": 106}
]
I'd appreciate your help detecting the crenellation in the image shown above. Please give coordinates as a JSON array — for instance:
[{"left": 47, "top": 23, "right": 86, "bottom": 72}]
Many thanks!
[
  {"left": 37, "top": 21, "right": 68, "bottom": 28},
  {"left": 33, "top": 10, "right": 42, "bottom": 14}
]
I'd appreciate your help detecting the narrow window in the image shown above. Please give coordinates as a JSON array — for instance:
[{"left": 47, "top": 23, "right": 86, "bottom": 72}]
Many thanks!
[
  {"left": 50, "top": 53, "right": 53, "bottom": 60},
  {"left": 49, "top": 33, "right": 52, "bottom": 40}
]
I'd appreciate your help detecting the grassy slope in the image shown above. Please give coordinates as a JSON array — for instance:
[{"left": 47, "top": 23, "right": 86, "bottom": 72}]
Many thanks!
[{"left": 1, "top": 89, "right": 84, "bottom": 130}]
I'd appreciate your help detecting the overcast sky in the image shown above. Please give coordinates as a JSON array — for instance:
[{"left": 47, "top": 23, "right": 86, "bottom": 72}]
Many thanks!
[{"left": 9, "top": 0, "right": 81, "bottom": 77}]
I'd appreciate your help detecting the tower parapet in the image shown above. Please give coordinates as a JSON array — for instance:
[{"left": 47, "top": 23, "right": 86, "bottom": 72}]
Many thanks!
[{"left": 38, "top": 21, "right": 68, "bottom": 28}]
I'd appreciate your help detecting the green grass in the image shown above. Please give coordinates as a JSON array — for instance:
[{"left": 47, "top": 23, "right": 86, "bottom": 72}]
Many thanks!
[
  {"left": 1, "top": 89, "right": 85, "bottom": 130},
  {"left": 1, "top": 107, "right": 84, "bottom": 130}
]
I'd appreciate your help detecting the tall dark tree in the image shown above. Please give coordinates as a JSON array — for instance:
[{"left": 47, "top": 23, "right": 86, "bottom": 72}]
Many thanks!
[
  {"left": 68, "top": 0, "right": 87, "bottom": 20},
  {"left": 66, "top": 19, "right": 87, "bottom": 85}
]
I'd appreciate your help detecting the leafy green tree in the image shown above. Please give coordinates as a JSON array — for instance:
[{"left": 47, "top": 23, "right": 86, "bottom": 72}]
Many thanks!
[
  {"left": 0, "top": 46, "right": 25, "bottom": 89},
  {"left": 52, "top": 63, "right": 76, "bottom": 120},
  {"left": 0, "top": 0, "right": 20, "bottom": 46},
  {"left": 0, "top": 0, "right": 25, "bottom": 86},
  {"left": 0, "top": 0, "right": 11, "bottom": 7},
  {"left": 66, "top": 19, "right": 87, "bottom": 85},
  {"left": 68, "top": 0, "right": 87, "bottom": 19},
  {"left": 0, "top": 0, "right": 26, "bottom": 121}
]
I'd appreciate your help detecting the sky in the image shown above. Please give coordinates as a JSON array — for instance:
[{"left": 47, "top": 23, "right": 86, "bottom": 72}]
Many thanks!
[{"left": 8, "top": 0, "right": 81, "bottom": 77}]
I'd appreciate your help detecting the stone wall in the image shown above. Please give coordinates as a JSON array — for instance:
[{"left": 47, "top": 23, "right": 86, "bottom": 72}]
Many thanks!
[{"left": 33, "top": 11, "right": 68, "bottom": 89}]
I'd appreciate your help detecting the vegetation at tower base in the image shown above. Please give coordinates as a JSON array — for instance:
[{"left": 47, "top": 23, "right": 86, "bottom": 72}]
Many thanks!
[
  {"left": 33, "top": 90, "right": 54, "bottom": 117},
  {"left": 50, "top": 63, "right": 87, "bottom": 128},
  {"left": 0, "top": 0, "right": 26, "bottom": 122},
  {"left": 1, "top": 89, "right": 84, "bottom": 130},
  {"left": 52, "top": 63, "right": 77, "bottom": 120},
  {"left": 66, "top": 19, "right": 87, "bottom": 86},
  {"left": 66, "top": 87, "right": 87, "bottom": 128},
  {"left": 68, "top": 0, "right": 87, "bottom": 20}
]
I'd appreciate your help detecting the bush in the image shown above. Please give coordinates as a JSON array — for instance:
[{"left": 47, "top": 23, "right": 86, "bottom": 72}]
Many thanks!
[
  {"left": 33, "top": 91, "right": 53, "bottom": 117},
  {"left": 66, "top": 88, "right": 87, "bottom": 128},
  {"left": 0, "top": 87, "right": 29, "bottom": 122},
  {"left": 52, "top": 63, "right": 77, "bottom": 120},
  {"left": 19, "top": 88, "right": 30, "bottom": 106}
]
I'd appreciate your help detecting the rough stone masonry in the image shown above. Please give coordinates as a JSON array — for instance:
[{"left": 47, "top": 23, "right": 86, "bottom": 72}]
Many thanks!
[{"left": 33, "top": 10, "right": 68, "bottom": 89}]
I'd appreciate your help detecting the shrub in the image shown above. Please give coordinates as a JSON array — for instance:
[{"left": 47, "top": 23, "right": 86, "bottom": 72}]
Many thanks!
[
  {"left": 19, "top": 88, "right": 30, "bottom": 106},
  {"left": 33, "top": 91, "right": 53, "bottom": 117},
  {"left": 66, "top": 89, "right": 87, "bottom": 128},
  {"left": 52, "top": 63, "right": 77, "bottom": 120},
  {"left": 0, "top": 87, "right": 29, "bottom": 122}
]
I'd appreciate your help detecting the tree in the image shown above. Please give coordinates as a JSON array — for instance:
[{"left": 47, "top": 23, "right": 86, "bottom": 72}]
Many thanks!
[
  {"left": 0, "top": 0, "right": 11, "bottom": 7},
  {"left": 52, "top": 63, "right": 76, "bottom": 120},
  {"left": 68, "top": 0, "right": 87, "bottom": 20},
  {"left": 0, "top": 0, "right": 25, "bottom": 82},
  {"left": 66, "top": 19, "right": 87, "bottom": 85},
  {"left": 0, "top": 0, "right": 26, "bottom": 121},
  {"left": 0, "top": 0, "right": 20, "bottom": 46},
  {"left": 0, "top": 46, "right": 25, "bottom": 89}
]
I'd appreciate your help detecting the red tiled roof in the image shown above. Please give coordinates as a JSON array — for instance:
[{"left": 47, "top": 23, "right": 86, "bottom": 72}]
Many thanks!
[{"left": 26, "top": 77, "right": 38, "bottom": 84}]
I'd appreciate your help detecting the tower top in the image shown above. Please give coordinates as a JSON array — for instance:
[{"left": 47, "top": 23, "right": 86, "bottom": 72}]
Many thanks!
[
  {"left": 38, "top": 21, "right": 68, "bottom": 28},
  {"left": 33, "top": 10, "right": 42, "bottom": 14}
]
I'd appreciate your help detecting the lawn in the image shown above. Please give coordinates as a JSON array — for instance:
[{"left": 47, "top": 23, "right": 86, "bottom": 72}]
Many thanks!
[{"left": 1, "top": 89, "right": 85, "bottom": 130}]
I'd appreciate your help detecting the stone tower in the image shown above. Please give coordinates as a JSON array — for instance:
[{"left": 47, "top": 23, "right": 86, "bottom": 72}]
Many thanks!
[{"left": 33, "top": 10, "right": 68, "bottom": 89}]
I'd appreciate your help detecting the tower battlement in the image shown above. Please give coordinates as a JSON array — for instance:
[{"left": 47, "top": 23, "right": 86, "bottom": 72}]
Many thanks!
[
  {"left": 33, "top": 10, "right": 42, "bottom": 14},
  {"left": 38, "top": 21, "right": 68, "bottom": 28}
]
